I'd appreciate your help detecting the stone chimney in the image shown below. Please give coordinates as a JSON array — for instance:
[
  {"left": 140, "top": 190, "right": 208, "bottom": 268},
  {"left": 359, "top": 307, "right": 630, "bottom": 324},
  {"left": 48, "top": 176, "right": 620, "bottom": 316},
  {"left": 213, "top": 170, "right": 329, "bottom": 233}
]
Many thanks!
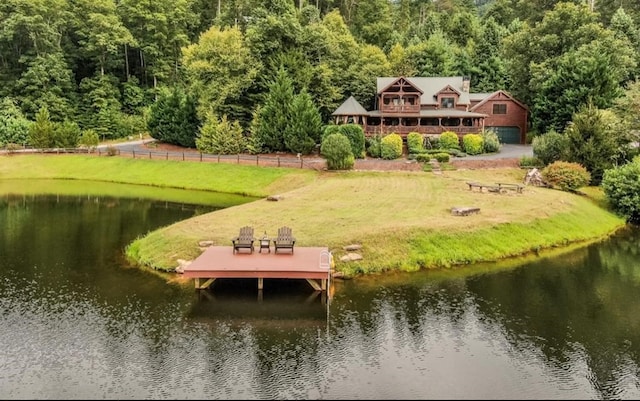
[{"left": 462, "top": 76, "right": 470, "bottom": 92}]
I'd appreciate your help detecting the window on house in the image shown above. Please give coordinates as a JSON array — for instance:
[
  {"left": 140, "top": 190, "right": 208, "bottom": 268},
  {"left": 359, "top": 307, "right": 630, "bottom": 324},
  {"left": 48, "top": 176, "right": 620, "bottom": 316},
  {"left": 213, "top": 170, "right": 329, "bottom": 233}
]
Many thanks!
[
  {"left": 420, "top": 118, "right": 439, "bottom": 126},
  {"left": 493, "top": 104, "right": 507, "bottom": 114},
  {"left": 441, "top": 97, "right": 455, "bottom": 108}
]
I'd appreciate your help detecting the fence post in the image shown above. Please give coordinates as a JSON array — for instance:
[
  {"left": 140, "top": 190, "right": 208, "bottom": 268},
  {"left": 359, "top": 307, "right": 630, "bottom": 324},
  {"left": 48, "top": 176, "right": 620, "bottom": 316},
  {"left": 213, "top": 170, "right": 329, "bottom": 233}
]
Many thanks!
[
  {"left": 217, "top": 154, "right": 220, "bottom": 163},
  {"left": 237, "top": 154, "right": 239, "bottom": 164},
  {"left": 166, "top": 152, "right": 168, "bottom": 160},
  {"left": 256, "top": 155, "right": 259, "bottom": 166},
  {"left": 200, "top": 152, "right": 202, "bottom": 162},
  {"left": 300, "top": 157, "right": 303, "bottom": 168},
  {"left": 149, "top": 151, "right": 151, "bottom": 159},
  {"left": 132, "top": 149, "right": 135, "bottom": 158},
  {"left": 182, "top": 152, "right": 185, "bottom": 161},
  {"left": 277, "top": 155, "right": 280, "bottom": 167}
]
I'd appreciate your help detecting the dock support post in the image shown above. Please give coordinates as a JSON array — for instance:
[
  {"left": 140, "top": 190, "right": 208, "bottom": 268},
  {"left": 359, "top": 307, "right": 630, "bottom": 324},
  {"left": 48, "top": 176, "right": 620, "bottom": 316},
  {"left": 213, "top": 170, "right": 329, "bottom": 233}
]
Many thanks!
[
  {"left": 258, "top": 277, "right": 263, "bottom": 290},
  {"left": 194, "top": 277, "right": 216, "bottom": 290}
]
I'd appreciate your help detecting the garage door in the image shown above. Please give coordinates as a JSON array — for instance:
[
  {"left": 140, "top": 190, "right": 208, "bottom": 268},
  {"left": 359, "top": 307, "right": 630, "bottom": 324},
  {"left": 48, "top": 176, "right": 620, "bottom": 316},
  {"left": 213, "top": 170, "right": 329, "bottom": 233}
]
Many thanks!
[{"left": 488, "top": 126, "right": 521, "bottom": 144}]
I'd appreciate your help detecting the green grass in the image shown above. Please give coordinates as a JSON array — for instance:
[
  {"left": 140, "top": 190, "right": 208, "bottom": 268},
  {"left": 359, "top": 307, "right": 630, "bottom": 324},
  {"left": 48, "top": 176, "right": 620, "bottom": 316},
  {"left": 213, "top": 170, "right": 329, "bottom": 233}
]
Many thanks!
[
  {"left": 0, "top": 154, "right": 626, "bottom": 277},
  {"left": 0, "top": 154, "right": 317, "bottom": 197}
]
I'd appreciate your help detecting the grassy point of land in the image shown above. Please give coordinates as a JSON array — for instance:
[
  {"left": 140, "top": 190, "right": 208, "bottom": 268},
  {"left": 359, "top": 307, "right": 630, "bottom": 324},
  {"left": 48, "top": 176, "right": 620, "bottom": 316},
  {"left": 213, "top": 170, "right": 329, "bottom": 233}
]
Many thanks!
[{"left": 0, "top": 155, "right": 626, "bottom": 278}]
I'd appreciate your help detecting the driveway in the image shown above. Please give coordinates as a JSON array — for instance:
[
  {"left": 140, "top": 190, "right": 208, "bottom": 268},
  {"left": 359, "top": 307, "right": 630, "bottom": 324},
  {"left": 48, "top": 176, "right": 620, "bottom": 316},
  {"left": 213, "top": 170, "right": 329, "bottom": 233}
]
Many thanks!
[{"left": 461, "top": 144, "right": 533, "bottom": 160}]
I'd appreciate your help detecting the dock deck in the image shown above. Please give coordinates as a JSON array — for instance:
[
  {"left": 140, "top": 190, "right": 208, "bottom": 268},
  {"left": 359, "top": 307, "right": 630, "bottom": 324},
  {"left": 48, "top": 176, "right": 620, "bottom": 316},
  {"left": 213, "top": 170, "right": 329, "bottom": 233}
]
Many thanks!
[{"left": 183, "top": 246, "right": 333, "bottom": 292}]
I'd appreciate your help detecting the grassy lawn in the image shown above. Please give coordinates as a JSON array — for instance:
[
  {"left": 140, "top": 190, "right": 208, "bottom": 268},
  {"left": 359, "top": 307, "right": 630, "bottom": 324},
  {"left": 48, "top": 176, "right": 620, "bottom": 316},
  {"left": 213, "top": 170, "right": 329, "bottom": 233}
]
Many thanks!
[{"left": 0, "top": 154, "right": 626, "bottom": 277}]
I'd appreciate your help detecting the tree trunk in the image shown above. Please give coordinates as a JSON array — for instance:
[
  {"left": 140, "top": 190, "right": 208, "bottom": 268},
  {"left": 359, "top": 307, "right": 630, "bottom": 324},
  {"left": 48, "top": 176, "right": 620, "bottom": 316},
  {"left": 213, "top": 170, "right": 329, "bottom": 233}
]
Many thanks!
[{"left": 124, "top": 43, "right": 130, "bottom": 78}]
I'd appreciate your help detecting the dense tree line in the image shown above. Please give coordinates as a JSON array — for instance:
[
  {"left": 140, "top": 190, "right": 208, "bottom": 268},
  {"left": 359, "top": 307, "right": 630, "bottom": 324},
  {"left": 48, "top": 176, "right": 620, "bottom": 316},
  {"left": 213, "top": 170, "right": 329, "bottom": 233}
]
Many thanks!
[{"left": 1, "top": 0, "right": 640, "bottom": 157}]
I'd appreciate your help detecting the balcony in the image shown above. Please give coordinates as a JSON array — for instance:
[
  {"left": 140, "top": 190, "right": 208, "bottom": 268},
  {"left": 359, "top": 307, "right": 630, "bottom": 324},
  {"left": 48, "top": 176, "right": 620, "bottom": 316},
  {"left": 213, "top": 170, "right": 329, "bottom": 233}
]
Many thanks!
[{"left": 379, "top": 104, "right": 421, "bottom": 113}]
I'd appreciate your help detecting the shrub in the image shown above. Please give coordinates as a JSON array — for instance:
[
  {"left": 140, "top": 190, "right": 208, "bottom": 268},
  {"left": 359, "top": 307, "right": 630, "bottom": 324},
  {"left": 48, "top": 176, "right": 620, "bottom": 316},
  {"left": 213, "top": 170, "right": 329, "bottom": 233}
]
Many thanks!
[
  {"left": 438, "top": 131, "right": 460, "bottom": 150},
  {"left": 601, "top": 156, "right": 640, "bottom": 223},
  {"left": 5, "top": 143, "right": 22, "bottom": 152},
  {"left": 106, "top": 146, "right": 118, "bottom": 156},
  {"left": 433, "top": 152, "right": 450, "bottom": 163},
  {"left": 321, "top": 124, "right": 341, "bottom": 141},
  {"left": 338, "top": 124, "right": 366, "bottom": 158},
  {"left": 481, "top": 129, "right": 501, "bottom": 153},
  {"left": 380, "top": 133, "right": 403, "bottom": 160},
  {"left": 541, "top": 161, "right": 591, "bottom": 192},
  {"left": 519, "top": 155, "right": 543, "bottom": 168},
  {"left": 462, "top": 134, "right": 484, "bottom": 155},
  {"left": 366, "top": 134, "right": 382, "bottom": 158},
  {"left": 415, "top": 153, "right": 432, "bottom": 162},
  {"left": 78, "top": 129, "right": 100, "bottom": 149},
  {"left": 406, "top": 132, "right": 424, "bottom": 154},
  {"left": 321, "top": 133, "right": 354, "bottom": 170},
  {"left": 532, "top": 130, "right": 569, "bottom": 165}
]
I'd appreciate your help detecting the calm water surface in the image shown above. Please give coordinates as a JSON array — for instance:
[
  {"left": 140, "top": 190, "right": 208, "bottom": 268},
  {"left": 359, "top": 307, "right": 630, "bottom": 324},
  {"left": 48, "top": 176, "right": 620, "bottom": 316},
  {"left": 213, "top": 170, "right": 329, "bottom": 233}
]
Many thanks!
[{"left": 0, "top": 188, "right": 639, "bottom": 399}]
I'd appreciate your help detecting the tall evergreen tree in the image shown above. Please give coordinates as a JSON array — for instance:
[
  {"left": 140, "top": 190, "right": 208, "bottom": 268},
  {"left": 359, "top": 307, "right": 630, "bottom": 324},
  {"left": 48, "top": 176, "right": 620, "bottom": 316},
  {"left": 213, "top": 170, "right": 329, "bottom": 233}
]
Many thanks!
[
  {"left": 147, "top": 87, "right": 199, "bottom": 147},
  {"left": 253, "top": 67, "right": 295, "bottom": 152},
  {"left": 285, "top": 89, "right": 322, "bottom": 155}
]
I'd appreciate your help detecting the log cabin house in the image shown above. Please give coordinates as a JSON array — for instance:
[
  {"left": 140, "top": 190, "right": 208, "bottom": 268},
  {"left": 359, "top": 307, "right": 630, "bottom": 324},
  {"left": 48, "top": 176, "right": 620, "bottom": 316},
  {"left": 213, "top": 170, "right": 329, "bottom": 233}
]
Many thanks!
[{"left": 332, "top": 76, "right": 528, "bottom": 144}]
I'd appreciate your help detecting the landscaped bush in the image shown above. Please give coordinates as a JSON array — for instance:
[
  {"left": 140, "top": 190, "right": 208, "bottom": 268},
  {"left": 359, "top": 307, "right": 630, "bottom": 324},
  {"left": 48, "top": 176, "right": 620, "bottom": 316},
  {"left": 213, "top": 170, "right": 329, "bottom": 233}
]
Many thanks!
[
  {"left": 541, "top": 161, "right": 591, "bottom": 192},
  {"left": 532, "top": 130, "right": 569, "bottom": 166},
  {"left": 415, "top": 153, "right": 432, "bottom": 162},
  {"left": 321, "top": 124, "right": 341, "bottom": 141},
  {"left": 380, "top": 133, "right": 403, "bottom": 160},
  {"left": 338, "top": 124, "right": 366, "bottom": 158},
  {"left": 481, "top": 129, "right": 501, "bottom": 153},
  {"left": 438, "top": 131, "right": 460, "bottom": 150},
  {"left": 601, "top": 156, "right": 640, "bottom": 223},
  {"left": 462, "top": 134, "right": 484, "bottom": 155},
  {"left": 433, "top": 152, "right": 450, "bottom": 163},
  {"left": 321, "top": 133, "right": 354, "bottom": 170},
  {"left": 407, "top": 132, "right": 425, "bottom": 154},
  {"left": 366, "top": 134, "right": 382, "bottom": 157}
]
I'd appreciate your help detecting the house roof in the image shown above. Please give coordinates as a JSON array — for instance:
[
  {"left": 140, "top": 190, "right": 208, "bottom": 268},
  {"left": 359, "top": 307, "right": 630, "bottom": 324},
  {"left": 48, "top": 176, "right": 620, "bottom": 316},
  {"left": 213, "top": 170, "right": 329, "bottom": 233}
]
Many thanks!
[
  {"left": 469, "top": 90, "right": 529, "bottom": 111},
  {"left": 376, "top": 77, "right": 472, "bottom": 106},
  {"left": 367, "top": 109, "right": 487, "bottom": 118},
  {"left": 331, "top": 95, "right": 368, "bottom": 116},
  {"left": 468, "top": 93, "right": 491, "bottom": 102}
]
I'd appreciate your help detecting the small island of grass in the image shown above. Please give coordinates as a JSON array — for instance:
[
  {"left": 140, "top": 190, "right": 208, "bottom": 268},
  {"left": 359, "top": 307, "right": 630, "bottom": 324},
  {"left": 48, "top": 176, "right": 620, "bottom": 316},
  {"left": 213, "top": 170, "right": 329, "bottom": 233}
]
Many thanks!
[{"left": 0, "top": 155, "right": 626, "bottom": 278}]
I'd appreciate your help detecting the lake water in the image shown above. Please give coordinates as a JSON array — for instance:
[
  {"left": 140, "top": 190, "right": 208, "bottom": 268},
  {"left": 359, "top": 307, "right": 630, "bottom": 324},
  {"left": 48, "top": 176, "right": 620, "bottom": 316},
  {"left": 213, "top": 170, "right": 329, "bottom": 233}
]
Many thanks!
[{"left": 0, "top": 187, "right": 639, "bottom": 399}]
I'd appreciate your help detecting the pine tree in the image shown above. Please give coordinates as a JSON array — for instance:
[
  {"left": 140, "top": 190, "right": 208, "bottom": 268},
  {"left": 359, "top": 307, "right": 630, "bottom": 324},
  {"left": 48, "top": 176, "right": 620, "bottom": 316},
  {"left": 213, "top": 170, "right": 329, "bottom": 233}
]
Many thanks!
[
  {"left": 285, "top": 89, "right": 322, "bottom": 154},
  {"left": 28, "top": 107, "right": 55, "bottom": 148},
  {"left": 254, "top": 67, "right": 295, "bottom": 152}
]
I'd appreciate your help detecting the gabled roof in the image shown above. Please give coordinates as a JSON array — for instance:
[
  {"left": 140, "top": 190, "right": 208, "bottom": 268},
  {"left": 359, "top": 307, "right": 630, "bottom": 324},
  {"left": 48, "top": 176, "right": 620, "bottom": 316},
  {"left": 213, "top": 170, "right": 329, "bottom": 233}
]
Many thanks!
[
  {"left": 377, "top": 76, "right": 424, "bottom": 95},
  {"left": 377, "top": 77, "right": 471, "bottom": 106},
  {"left": 331, "top": 95, "right": 368, "bottom": 116},
  {"left": 469, "top": 90, "right": 529, "bottom": 111},
  {"left": 436, "top": 84, "right": 462, "bottom": 96}
]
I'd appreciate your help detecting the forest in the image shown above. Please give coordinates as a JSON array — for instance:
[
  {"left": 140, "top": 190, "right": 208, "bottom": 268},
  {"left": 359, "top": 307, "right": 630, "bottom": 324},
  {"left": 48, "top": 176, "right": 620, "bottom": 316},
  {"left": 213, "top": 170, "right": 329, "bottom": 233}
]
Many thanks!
[{"left": 1, "top": 0, "right": 640, "bottom": 156}]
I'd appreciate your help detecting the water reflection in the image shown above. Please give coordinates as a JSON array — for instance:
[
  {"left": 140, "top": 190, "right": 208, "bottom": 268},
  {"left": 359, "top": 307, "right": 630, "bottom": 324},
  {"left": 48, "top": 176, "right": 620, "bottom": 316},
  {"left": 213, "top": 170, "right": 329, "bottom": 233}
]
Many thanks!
[{"left": 0, "top": 191, "right": 639, "bottom": 399}]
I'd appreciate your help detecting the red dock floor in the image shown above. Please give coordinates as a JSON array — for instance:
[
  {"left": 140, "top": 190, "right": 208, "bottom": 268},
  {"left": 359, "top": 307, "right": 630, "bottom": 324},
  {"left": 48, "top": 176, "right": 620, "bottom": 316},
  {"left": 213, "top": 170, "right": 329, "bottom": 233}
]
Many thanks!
[{"left": 183, "top": 246, "right": 333, "bottom": 291}]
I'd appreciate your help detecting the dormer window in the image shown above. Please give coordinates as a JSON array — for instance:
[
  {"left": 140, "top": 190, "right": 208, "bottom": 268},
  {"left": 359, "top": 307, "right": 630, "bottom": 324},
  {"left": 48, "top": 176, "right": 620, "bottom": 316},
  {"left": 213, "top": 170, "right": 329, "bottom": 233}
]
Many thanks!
[{"left": 441, "top": 97, "right": 455, "bottom": 108}]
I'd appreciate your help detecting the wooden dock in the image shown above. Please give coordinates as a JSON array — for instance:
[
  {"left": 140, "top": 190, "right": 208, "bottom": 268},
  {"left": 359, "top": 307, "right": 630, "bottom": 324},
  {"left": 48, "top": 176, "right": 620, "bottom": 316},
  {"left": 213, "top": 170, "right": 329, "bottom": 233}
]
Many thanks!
[{"left": 183, "top": 246, "right": 333, "bottom": 292}]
